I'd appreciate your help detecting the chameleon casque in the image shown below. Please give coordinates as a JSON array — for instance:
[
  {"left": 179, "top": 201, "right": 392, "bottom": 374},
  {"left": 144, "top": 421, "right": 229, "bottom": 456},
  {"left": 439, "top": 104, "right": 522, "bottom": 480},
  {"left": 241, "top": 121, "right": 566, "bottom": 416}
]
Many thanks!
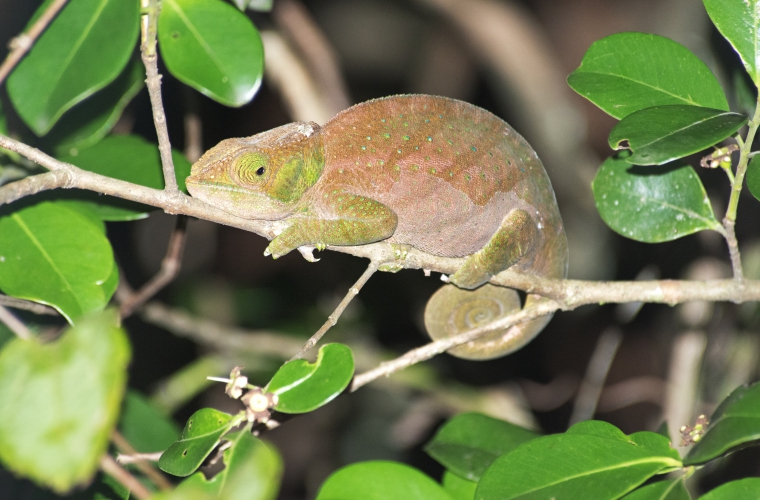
[{"left": 186, "top": 95, "right": 568, "bottom": 359}]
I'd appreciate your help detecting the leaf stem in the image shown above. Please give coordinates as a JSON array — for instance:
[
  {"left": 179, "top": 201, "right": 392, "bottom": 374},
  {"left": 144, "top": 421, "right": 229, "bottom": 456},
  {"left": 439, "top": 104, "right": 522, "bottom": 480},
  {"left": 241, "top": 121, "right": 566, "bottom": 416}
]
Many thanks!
[{"left": 721, "top": 100, "right": 760, "bottom": 280}]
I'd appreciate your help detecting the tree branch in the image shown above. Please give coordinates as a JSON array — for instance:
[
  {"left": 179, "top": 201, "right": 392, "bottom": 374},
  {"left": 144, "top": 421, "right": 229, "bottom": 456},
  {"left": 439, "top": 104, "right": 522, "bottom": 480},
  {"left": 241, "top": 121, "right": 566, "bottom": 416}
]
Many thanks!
[
  {"left": 0, "top": 0, "right": 69, "bottom": 85},
  {"left": 0, "top": 294, "right": 58, "bottom": 316},
  {"left": 0, "top": 305, "right": 32, "bottom": 340},
  {"left": 99, "top": 454, "right": 152, "bottom": 500},
  {"left": 140, "top": 0, "right": 178, "bottom": 194}
]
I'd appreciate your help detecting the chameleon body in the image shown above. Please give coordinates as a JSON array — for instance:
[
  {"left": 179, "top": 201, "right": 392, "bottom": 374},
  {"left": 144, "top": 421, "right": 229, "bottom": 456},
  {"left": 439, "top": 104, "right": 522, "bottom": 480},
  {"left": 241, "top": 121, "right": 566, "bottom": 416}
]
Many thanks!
[{"left": 186, "top": 95, "right": 568, "bottom": 359}]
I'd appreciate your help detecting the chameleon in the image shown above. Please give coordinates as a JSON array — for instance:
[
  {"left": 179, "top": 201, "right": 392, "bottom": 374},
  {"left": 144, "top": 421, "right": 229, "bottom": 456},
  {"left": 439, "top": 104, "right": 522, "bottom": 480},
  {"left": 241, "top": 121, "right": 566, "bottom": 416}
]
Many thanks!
[{"left": 186, "top": 95, "right": 568, "bottom": 359}]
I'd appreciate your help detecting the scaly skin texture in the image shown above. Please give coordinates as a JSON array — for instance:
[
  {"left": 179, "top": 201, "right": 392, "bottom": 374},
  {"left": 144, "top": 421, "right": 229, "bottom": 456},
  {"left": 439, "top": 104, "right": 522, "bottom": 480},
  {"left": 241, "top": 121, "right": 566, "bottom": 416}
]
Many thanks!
[{"left": 187, "top": 95, "right": 568, "bottom": 359}]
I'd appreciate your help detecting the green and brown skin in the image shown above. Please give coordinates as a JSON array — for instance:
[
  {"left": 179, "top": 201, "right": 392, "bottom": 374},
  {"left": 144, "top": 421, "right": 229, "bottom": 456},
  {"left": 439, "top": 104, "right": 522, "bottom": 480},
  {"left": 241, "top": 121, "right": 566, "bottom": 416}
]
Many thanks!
[{"left": 186, "top": 95, "right": 568, "bottom": 359}]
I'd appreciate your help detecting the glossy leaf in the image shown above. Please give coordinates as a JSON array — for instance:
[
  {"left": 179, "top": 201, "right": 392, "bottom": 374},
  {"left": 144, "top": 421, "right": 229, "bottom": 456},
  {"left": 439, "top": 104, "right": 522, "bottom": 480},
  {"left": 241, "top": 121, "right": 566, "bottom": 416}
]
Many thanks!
[
  {"left": 442, "top": 471, "right": 476, "bottom": 500},
  {"left": 424, "top": 412, "right": 538, "bottom": 481},
  {"left": 475, "top": 421, "right": 682, "bottom": 500},
  {"left": 119, "top": 390, "right": 181, "bottom": 453},
  {"left": 684, "top": 382, "right": 760, "bottom": 465},
  {"left": 7, "top": 0, "right": 140, "bottom": 135},
  {"left": 745, "top": 155, "right": 760, "bottom": 203},
  {"left": 703, "top": 0, "right": 760, "bottom": 87},
  {"left": 623, "top": 479, "right": 691, "bottom": 500},
  {"left": 158, "top": 408, "right": 235, "bottom": 477},
  {"left": 609, "top": 106, "right": 747, "bottom": 165},
  {"left": 44, "top": 54, "right": 145, "bottom": 157},
  {"left": 171, "top": 430, "right": 282, "bottom": 500},
  {"left": 316, "top": 461, "right": 454, "bottom": 500},
  {"left": 567, "top": 32, "right": 728, "bottom": 119},
  {"left": 158, "top": 0, "right": 264, "bottom": 107},
  {"left": 267, "top": 343, "right": 354, "bottom": 413},
  {"left": 58, "top": 134, "right": 193, "bottom": 220},
  {"left": 0, "top": 201, "right": 116, "bottom": 323},
  {"left": 0, "top": 310, "right": 130, "bottom": 493},
  {"left": 592, "top": 155, "right": 720, "bottom": 242},
  {"left": 699, "top": 478, "right": 760, "bottom": 499}
]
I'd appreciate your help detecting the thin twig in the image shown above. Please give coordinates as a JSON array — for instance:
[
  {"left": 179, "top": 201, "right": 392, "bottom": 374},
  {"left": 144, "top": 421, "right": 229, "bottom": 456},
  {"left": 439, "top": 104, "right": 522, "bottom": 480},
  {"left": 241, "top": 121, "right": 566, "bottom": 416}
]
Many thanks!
[
  {"left": 292, "top": 261, "right": 380, "bottom": 360},
  {"left": 0, "top": 294, "right": 58, "bottom": 315},
  {"left": 111, "top": 430, "right": 172, "bottom": 491},
  {"left": 568, "top": 328, "right": 623, "bottom": 425},
  {"left": 120, "top": 216, "right": 188, "bottom": 318},
  {"left": 0, "top": 0, "right": 69, "bottom": 85},
  {"left": 665, "top": 331, "right": 707, "bottom": 453},
  {"left": 272, "top": 0, "right": 351, "bottom": 114},
  {"left": 142, "top": 302, "right": 305, "bottom": 357},
  {"left": 0, "top": 305, "right": 32, "bottom": 340},
  {"left": 351, "top": 298, "right": 559, "bottom": 390},
  {"left": 596, "top": 376, "right": 666, "bottom": 412},
  {"left": 99, "top": 454, "right": 152, "bottom": 500},
  {"left": 116, "top": 452, "right": 163, "bottom": 465},
  {"left": 140, "top": 0, "right": 179, "bottom": 194}
]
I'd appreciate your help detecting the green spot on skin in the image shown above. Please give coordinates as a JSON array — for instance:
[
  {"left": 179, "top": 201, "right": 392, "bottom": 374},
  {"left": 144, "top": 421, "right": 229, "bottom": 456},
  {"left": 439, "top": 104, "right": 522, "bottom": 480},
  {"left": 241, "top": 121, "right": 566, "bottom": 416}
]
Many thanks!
[
  {"left": 471, "top": 145, "right": 477, "bottom": 152},
  {"left": 437, "top": 148, "right": 442, "bottom": 153},
  {"left": 507, "top": 160, "right": 512, "bottom": 165},
  {"left": 430, "top": 168, "right": 437, "bottom": 174},
  {"left": 465, "top": 174, "right": 471, "bottom": 181},
  {"left": 480, "top": 173, "right": 486, "bottom": 179},
  {"left": 411, "top": 165, "right": 419, "bottom": 171},
  {"left": 438, "top": 114, "right": 443, "bottom": 119},
  {"left": 404, "top": 122, "right": 409, "bottom": 127},
  {"left": 399, "top": 114, "right": 403, "bottom": 118},
  {"left": 379, "top": 160, "right": 385, "bottom": 165},
  {"left": 361, "top": 146, "right": 367, "bottom": 151},
  {"left": 394, "top": 165, "right": 400, "bottom": 171},
  {"left": 384, "top": 133, "right": 391, "bottom": 139},
  {"left": 425, "top": 119, "right": 430, "bottom": 123},
  {"left": 381, "top": 118, "right": 386, "bottom": 123},
  {"left": 426, "top": 136, "right": 432, "bottom": 142},
  {"left": 338, "top": 169, "right": 344, "bottom": 174},
  {"left": 366, "top": 136, "right": 372, "bottom": 140},
  {"left": 397, "top": 149, "right": 402, "bottom": 154},
  {"left": 414, "top": 146, "right": 419, "bottom": 150},
  {"left": 403, "top": 135, "right": 410, "bottom": 141},
  {"left": 447, "top": 140, "right": 453, "bottom": 146},
  {"left": 489, "top": 151, "right": 494, "bottom": 157},
  {"left": 449, "top": 171, "right": 454, "bottom": 177},
  {"left": 448, "top": 124, "right": 454, "bottom": 129},
  {"left": 425, "top": 156, "right": 430, "bottom": 161}
]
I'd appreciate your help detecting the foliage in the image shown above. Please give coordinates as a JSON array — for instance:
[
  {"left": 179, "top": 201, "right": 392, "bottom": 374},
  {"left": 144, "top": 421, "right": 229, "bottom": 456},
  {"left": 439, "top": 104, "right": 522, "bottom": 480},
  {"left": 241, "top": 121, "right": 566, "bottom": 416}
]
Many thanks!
[{"left": 0, "top": 0, "right": 759, "bottom": 498}]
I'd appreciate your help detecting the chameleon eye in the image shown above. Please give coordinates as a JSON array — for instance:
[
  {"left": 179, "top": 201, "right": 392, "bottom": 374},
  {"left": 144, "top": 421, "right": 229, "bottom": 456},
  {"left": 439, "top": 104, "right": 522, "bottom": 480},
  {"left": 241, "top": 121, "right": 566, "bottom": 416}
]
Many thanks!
[{"left": 231, "top": 152, "right": 268, "bottom": 186}]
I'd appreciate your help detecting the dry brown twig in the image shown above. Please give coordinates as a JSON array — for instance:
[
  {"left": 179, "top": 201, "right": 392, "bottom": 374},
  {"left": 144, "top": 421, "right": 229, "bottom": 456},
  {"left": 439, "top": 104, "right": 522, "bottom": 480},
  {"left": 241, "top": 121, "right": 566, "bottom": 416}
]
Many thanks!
[{"left": 0, "top": 0, "right": 69, "bottom": 85}]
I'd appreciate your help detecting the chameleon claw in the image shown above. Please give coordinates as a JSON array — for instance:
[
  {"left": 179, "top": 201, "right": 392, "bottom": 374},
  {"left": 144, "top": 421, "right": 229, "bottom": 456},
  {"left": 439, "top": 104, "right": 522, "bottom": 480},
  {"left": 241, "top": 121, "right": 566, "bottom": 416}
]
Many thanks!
[
  {"left": 440, "top": 274, "right": 451, "bottom": 283},
  {"left": 297, "top": 246, "right": 321, "bottom": 262}
]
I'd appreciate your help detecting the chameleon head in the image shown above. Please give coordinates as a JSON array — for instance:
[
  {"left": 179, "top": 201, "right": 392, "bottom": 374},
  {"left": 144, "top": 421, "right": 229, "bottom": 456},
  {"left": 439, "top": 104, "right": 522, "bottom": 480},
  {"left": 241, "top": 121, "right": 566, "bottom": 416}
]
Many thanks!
[{"left": 186, "top": 122, "right": 325, "bottom": 220}]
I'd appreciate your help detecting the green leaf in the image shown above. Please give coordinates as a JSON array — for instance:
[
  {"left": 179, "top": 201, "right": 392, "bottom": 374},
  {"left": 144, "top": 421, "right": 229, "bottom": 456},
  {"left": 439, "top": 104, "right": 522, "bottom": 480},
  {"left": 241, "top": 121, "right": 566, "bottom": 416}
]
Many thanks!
[
  {"left": 442, "top": 471, "right": 476, "bottom": 500},
  {"left": 608, "top": 106, "right": 747, "bottom": 165},
  {"left": 424, "top": 412, "right": 538, "bottom": 481},
  {"left": 316, "top": 461, "right": 455, "bottom": 500},
  {"left": 567, "top": 32, "right": 728, "bottom": 119},
  {"left": 0, "top": 201, "right": 116, "bottom": 323},
  {"left": 0, "top": 310, "right": 130, "bottom": 493},
  {"left": 171, "top": 429, "right": 282, "bottom": 500},
  {"left": 6, "top": 0, "right": 140, "bottom": 135},
  {"left": 58, "top": 134, "right": 193, "bottom": 220},
  {"left": 267, "top": 343, "right": 354, "bottom": 413},
  {"left": 158, "top": 408, "right": 235, "bottom": 477},
  {"left": 622, "top": 478, "right": 691, "bottom": 500},
  {"left": 592, "top": 155, "right": 720, "bottom": 242},
  {"left": 158, "top": 0, "right": 264, "bottom": 107},
  {"left": 475, "top": 421, "right": 682, "bottom": 500},
  {"left": 119, "top": 390, "right": 181, "bottom": 453},
  {"left": 745, "top": 155, "right": 760, "bottom": 203},
  {"left": 43, "top": 54, "right": 145, "bottom": 157},
  {"left": 699, "top": 478, "right": 760, "bottom": 500},
  {"left": 684, "top": 382, "right": 760, "bottom": 465},
  {"left": 703, "top": 0, "right": 760, "bottom": 87}
]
